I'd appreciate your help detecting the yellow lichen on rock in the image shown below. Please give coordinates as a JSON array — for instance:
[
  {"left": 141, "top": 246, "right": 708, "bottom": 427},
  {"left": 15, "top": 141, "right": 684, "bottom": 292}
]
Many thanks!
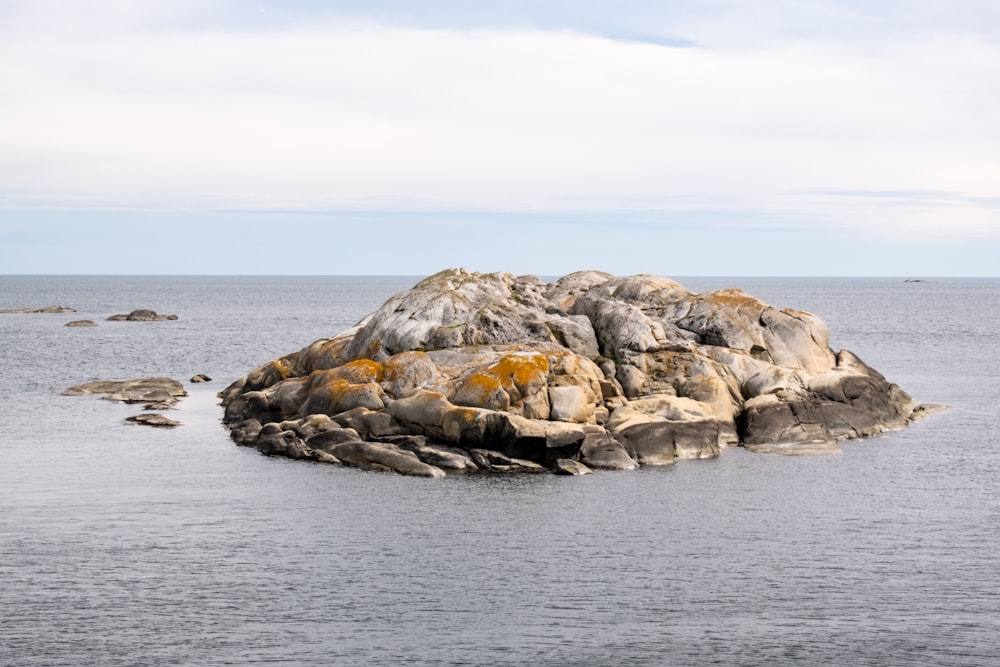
[
  {"left": 704, "top": 289, "right": 761, "bottom": 311},
  {"left": 453, "top": 371, "right": 511, "bottom": 411},
  {"left": 488, "top": 353, "right": 549, "bottom": 391},
  {"left": 244, "top": 357, "right": 296, "bottom": 391},
  {"left": 483, "top": 353, "right": 550, "bottom": 418},
  {"left": 441, "top": 406, "right": 488, "bottom": 443},
  {"left": 337, "top": 359, "right": 384, "bottom": 384}
]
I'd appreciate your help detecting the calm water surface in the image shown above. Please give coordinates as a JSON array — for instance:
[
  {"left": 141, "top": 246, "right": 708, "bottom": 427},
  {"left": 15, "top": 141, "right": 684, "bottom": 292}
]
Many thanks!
[{"left": 1, "top": 275, "right": 998, "bottom": 666}]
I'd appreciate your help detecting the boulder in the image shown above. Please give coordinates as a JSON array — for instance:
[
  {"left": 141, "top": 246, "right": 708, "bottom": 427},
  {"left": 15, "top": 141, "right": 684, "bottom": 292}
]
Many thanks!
[
  {"left": 616, "top": 419, "right": 721, "bottom": 464},
  {"left": 219, "top": 268, "right": 937, "bottom": 475},
  {"left": 553, "top": 458, "right": 593, "bottom": 475},
  {"left": 578, "top": 432, "right": 639, "bottom": 470}
]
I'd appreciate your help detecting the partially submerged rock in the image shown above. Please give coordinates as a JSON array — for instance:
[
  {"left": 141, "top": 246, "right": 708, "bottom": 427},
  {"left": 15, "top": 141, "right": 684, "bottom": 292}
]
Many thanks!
[
  {"left": 107, "top": 309, "right": 178, "bottom": 321},
  {"left": 64, "top": 377, "right": 188, "bottom": 408},
  {"left": 221, "top": 269, "right": 941, "bottom": 476},
  {"left": 126, "top": 413, "right": 181, "bottom": 428},
  {"left": 65, "top": 320, "right": 98, "bottom": 327},
  {"left": 553, "top": 458, "right": 592, "bottom": 475}
]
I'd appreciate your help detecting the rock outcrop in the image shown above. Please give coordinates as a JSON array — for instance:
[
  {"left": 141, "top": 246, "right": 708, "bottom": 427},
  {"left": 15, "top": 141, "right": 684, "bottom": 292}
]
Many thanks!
[
  {"left": 221, "top": 269, "right": 940, "bottom": 476},
  {"left": 107, "top": 309, "right": 178, "bottom": 321}
]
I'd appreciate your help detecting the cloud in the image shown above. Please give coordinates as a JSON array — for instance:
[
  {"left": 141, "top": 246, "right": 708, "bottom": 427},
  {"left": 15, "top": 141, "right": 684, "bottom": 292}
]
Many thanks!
[{"left": 1, "top": 1, "right": 999, "bottom": 239}]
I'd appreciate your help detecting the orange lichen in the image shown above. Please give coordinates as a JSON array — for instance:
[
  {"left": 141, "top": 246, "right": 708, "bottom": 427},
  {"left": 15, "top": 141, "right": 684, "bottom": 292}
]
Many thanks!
[
  {"left": 338, "top": 358, "right": 384, "bottom": 384},
  {"left": 487, "top": 353, "right": 549, "bottom": 391},
  {"left": 302, "top": 359, "right": 384, "bottom": 393},
  {"left": 252, "top": 358, "right": 293, "bottom": 388},
  {"left": 705, "top": 289, "right": 761, "bottom": 310},
  {"left": 325, "top": 378, "right": 354, "bottom": 405},
  {"left": 454, "top": 371, "right": 509, "bottom": 410},
  {"left": 272, "top": 359, "right": 292, "bottom": 379},
  {"left": 462, "top": 372, "right": 502, "bottom": 395},
  {"left": 449, "top": 406, "right": 480, "bottom": 426}
]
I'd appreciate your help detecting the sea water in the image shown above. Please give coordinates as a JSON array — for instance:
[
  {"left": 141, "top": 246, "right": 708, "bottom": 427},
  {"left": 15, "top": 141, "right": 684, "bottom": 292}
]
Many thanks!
[{"left": 1, "top": 275, "right": 998, "bottom": 666}]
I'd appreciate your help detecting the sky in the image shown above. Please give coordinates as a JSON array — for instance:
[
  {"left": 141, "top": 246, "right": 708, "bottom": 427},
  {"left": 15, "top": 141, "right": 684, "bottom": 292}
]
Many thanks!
[{"left": 1, "top": 0, "right": 999, "bottom": 276}]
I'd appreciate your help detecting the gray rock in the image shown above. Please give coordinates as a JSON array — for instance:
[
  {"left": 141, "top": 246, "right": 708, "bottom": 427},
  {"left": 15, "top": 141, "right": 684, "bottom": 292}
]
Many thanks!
[
  {"left": 380, "top": 436, "right": 479, "bottom": 471},
  {"left": 229, "top": 418, "right": 263, "bottom": 445},
  {"left": 305, "top": 427, "right": 364, "bottom": 452},
  {"left": 126, "top": 413, "right": 181, "bottom": 428},
  {"left": 579, "top": 432, "right": 639, "bottom": 470},
  {"left": 256, "top": 429, "right": 311, "bottom": 459},
  {"left": 467, "top": 448, "right": 547, "bottom": 472},
  {"left": 325, "top": 441, "right": 446, "bottom": 477},
  {"left": 553, "top": 458, "right": 592, "bottom": 475},
  {"left": 65, "top": 320, "right": 97, "bottom": 327},
  {"left": 616, "top": 420, "right": 721, "bottom": 464}
]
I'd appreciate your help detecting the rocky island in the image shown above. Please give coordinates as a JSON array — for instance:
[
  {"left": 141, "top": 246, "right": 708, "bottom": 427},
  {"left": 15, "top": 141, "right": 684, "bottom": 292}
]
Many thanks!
[{"left": 221, "top": 269, "right": 941, "bottom": 476}]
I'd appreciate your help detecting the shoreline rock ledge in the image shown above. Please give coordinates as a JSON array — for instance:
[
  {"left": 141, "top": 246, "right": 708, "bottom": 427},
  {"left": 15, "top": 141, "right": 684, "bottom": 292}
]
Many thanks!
[{"left": 221, "top": 269, "right": 942, "bottom": 476}]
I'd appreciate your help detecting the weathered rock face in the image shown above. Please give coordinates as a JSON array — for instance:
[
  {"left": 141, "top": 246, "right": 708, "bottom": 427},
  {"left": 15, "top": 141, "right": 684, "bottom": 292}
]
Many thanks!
[{"left": 221, "top": 268, "right": 940, "bottom": 476}]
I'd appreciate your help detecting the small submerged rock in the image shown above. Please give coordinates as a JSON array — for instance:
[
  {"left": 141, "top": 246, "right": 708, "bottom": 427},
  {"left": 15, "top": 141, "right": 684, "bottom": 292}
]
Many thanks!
[
  {"left": 65, "top": 320, "right": 98, "bottom": 327},
  {"left": 126, "top": 413, "right": 181, "bottom": 428},
  {"left": 220, "top": 268, "right": 943, "bottom": 477}
]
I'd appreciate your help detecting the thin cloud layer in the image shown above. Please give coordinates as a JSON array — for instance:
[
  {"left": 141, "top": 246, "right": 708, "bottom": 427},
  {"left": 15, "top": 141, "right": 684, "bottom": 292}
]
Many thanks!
[{"left": 1, "top": 0, "right": 998, "bottom": 250}]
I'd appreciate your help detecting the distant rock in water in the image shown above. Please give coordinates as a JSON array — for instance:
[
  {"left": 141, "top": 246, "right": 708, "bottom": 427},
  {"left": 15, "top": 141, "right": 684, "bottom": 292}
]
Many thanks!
[
  {"left": 1, "top": 305, "right": 76, "bottom": 314},
  {"left": 190, "top": 373, "right": 213, "bottom": 383},
  {"left": 107, "top": 309, "right": 178, "bottom": 321},
  {"left": 65, "top": 320, "right": 98, "bottom": 327},
  {"left": 221, "top": 268, "right": 943, "bottom": 477}
]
